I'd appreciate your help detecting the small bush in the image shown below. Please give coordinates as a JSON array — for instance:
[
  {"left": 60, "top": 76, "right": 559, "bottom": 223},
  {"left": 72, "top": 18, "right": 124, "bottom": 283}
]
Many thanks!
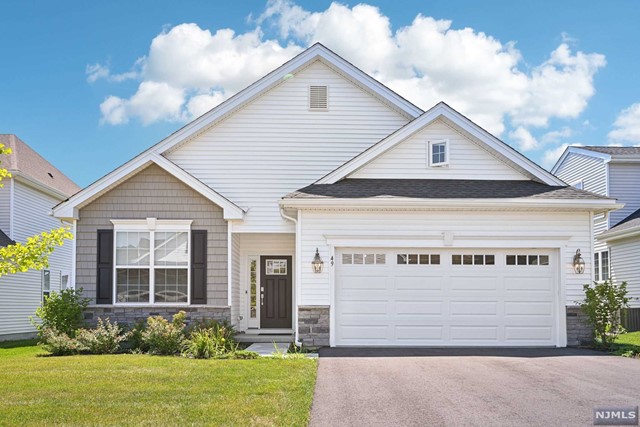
[
  {"left": 76, "top": 318, "right": 131, "bottom": 354},
  {"left": 126, "top": 320, "right": 149, "bottom": 353},
  {"left": 39, "top": 327, "right": 81, "bottom": 356},
  {"left": 141, "top": 311, "right": 186, "bottom": 355},
  {"left": 579, "top": 280, "right": 632, "bottom": 349},
  {"left": 32, "top": 288, "right": 89, "bottom": 337},
  {"left": 182, "top": 321, "right": 237, "bottom": 359}
]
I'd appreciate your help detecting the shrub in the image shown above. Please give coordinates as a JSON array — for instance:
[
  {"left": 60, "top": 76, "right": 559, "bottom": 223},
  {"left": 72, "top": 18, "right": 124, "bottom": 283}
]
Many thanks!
[
  {"left": 126, "top": 320, "right": 149, "bottom": 353},
  {"left": 76, "top": 318, "right": 131, "bottom": 354},
  {"left": 39, "top": 327, "right": 81, "bottom": 356},
  {"left": 141, "top": 311, "right": 186, "bottom": 355},
  {"left": 579, "top": 280, "right": 632, "bottom": 349},
  {"left": 32, "top": 288, "right": 89, "bottom": 337},
  {"left": 182, "top": 321, "right": 237, "bottom": 359}
]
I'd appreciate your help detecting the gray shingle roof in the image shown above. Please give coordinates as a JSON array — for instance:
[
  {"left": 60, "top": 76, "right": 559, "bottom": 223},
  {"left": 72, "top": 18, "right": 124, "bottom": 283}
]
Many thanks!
[
  {"left": 603, "top": 207, "right": 640, "bottom": 236},
  {"left": 0, "top": 229, "right": 14, "bottom": 247},
  {"left": 581, "top": 146, "right": 640, "bottom": 156},
  {"left": 0, "top": 134, "right": 80, "bottom": 197},
  {"left": 285, "top": 179, "right": 612, "bottom": 200}
]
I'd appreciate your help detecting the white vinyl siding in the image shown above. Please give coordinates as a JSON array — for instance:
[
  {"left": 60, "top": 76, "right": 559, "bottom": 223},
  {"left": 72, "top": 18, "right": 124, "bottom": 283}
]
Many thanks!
[
  {"left": 610, "top": 237, "right": 640, "bottom": 308},
  {"left": 609, "top": 163, "right": 640, "bottom": 227},
  {"left": 0, "top": 182, "right": 10, "bottom": 235},
  {"left": 166, "top": 60, "right": 409, "bottom": 233},
  {"left": 237, "top": 233, "right": 295, "bottom": 331},
  {"left": 554, "top": 152, "right": 608, "bottom": 197},
  {"left": 349, "top": 120, "right": 527, "bottom": 180},
  {"left": 0, "top": 180, "right": 70, "bottom": 338},
  {"left": 299, "top": 210, "right": 591, "bottom": 306}
]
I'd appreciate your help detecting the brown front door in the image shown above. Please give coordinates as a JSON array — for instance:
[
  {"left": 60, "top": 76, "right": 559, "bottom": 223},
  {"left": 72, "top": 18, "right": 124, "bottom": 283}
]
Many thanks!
[{"left": 260, "top": 256, "right": 292, "bottom": 329}]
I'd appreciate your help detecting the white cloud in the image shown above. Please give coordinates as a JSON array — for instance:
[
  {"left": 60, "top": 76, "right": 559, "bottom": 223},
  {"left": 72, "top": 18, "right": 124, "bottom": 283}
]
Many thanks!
[
  {"left": 86, "top": 60, "right": 142, "bottom": 84},
  {"left": 96, "top": 0, "right": 605, "bottom": 133},
  {"left": 100, "top": 81, "right": 184, "bottom": 125},
  {"left": 509, "top": 126, "right": 538, "bottom": 151},
  {"left": 608, "top": 103, "right": 640, "bottom": 143},
  {"left": 541, "top": 126, "right": 573, "bottom": 144}
]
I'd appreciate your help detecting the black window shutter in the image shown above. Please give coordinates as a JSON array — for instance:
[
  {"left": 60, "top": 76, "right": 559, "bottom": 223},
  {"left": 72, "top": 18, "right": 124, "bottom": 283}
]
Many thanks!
[
  {"left": 96, "top": 229, "right": 113, "bottom": 304},
  {"left": 191, "top": 230, "right": 207, "bottom": 305}
]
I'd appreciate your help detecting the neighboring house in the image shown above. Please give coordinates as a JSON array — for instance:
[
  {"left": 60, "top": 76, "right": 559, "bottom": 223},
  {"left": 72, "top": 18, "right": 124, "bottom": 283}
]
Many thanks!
[
  {"left": 53, "top": 44, "right": 619, "bottom": 348},
  {"left": 0, "top": 134, "right": 80, "bottom": 341},
  {"left": 553, "top": 147, "right": 640, "bottom": 314}
]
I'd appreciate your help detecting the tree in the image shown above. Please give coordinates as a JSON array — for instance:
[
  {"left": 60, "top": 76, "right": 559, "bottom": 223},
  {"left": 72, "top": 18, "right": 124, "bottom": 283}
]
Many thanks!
[
  {"left": 0, "top": 143, "right": 73, "bottom": 277},
  {"left": 579, "top": 280, "right": 632, "bottom": 349}
]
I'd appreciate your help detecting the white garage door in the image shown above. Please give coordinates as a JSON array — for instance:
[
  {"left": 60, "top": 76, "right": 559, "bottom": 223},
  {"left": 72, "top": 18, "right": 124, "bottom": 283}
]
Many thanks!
[{"left": 335, "top": 248, "right": 558, "bottom": 347}]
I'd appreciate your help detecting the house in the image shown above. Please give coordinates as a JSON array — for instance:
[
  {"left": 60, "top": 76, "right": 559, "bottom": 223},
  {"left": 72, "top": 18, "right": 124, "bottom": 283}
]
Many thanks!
[
  {"left": 0, "top": 134, "right": 80, "bottom": 341},
  {"left": 553, "top": 147, "right": 640, "bottom": 327},
  {"left": 53, "top": 44, "right": 620, "bottom": 347}
]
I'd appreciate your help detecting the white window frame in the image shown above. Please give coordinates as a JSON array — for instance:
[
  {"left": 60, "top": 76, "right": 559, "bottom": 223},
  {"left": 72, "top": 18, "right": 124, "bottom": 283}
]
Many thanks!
[
  {"left": 42, "top": 269, "right": 51, "bottom": 301},
  {"left": 594, "top": 250, "right": 610, "bottom": 282},
  {"left": 111, "top": 218, "right": 193, "bottom": 306},
  {"left": 428, "top": 139, "right": 449, "bottom": 167}
]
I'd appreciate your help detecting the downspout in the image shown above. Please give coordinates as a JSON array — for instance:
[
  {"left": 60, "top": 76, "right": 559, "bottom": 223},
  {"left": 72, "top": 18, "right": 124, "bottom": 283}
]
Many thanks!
[{"left": 280, "top": 206, "right": 302, "bottom": 346}]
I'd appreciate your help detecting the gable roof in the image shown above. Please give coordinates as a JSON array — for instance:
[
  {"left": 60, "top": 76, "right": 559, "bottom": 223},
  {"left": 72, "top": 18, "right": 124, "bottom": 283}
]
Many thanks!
[
  {"left": 599, "top": 207, "right": 640, "bottom": 242},
  {"left": 551, "top": 145, "right": 640, "bottom": 174},
  {"left": 0, "top": 134, "right": 80, "bottom": 197},
  {"left": 53, "top": 153, "right": 245, "bottom": 221},
  {"left": 53, "top": 43, "right": 423, "bottom": 221},
  {"left": 316, "top": 102, "right": 565, "bottom": 186},
  {"left": 0, "top": 229, "right": 14, "bottom": 247},
  {"left": 285, "top": 179, "right": 611, "bottom": 200}
]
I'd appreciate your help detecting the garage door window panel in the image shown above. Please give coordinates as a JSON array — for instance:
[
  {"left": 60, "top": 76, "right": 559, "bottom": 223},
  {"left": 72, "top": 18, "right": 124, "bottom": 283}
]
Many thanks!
[
  {"left": 397, "top": 253, "right": 441, "bottom": 265},
  {"left": 452, "top": 254, "right": 495, "bottom": 265}
]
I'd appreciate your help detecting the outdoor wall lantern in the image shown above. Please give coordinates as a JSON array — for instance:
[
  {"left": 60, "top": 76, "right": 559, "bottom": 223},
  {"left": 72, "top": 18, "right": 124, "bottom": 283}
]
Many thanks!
[
  {"left": 573, "top": 249, "right": 585, "bottom": 274},
  {"left": 312, "top": 248, "right": 324, "bottom": 274}
]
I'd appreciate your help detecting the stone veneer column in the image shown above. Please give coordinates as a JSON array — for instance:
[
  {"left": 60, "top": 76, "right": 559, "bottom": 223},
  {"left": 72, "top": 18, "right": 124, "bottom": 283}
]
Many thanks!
[
  {"left": 566, "top": 306, "right": 593, "bottom": 346},
  {"left": 298, "top": 306, "right": 330, "bottom": 347}
]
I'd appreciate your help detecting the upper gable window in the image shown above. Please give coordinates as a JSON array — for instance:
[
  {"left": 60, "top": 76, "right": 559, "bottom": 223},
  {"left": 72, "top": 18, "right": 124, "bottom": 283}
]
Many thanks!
[
  {"left": 309, "top": 85, "right": 328, "bottom": 110},
  {"left": 428, "top": 140, "right": 449, "bottom": 167}
]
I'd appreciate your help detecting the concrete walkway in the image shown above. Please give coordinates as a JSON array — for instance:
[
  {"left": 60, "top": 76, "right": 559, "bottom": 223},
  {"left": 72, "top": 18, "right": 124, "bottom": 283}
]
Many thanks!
[
  {"left": 310, "top": 348, "right": 640, "bottom": 427},
  {"left": 245, "top": 342, "right": 289, "bottom": 356}
]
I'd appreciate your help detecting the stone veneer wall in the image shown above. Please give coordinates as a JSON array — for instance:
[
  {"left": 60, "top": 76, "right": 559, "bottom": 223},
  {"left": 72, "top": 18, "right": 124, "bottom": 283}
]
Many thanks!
[
  {"left": 85, "top": 306, "right": 230, "bottom": 327},
  {"left": 298, "top": 306, "right": 329, "bottom": 347},
  {"left": 75, "top": 164, "right": 228, "bottom": 305},
  {"left": 566, "top": 306, "right": 593, "bottom": 346}
]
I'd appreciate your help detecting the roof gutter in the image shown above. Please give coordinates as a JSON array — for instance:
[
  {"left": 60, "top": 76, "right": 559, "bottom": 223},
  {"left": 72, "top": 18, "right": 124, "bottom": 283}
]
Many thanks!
[
  {"left": 280, "top": 197, "right": 624, "bottom": 212},
  {"left": 598, "top": 225, "right": 640, "bottom": 242}
]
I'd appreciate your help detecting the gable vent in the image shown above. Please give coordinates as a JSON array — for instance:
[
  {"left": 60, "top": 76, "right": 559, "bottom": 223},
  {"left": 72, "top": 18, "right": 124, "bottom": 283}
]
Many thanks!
[{"left": 309, "top": 85, "right": 328, "bottom": 110}]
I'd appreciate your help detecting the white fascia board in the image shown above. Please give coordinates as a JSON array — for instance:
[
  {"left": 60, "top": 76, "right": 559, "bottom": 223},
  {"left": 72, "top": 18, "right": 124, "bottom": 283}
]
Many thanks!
[
  {"left": 318, "top": 103, "right": 565, "bottom": 186},
  {"left": 280, "top": 197, "right": 624, "bottom": 211},
  {"left": 598, "top": 225, "right": 640, "bottom": 242},
  {"left": 154, "top": 44, "right": 421, "bottom": 155},
  {"left": 53, "top": 153, "right": 245, "bottom": 221}
]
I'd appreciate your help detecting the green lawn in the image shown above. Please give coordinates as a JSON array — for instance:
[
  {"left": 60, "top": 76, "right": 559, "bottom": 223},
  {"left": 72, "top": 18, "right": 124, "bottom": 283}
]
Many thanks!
[
  {"left": 615, "top": 331, "right": 640, "bottom": 349},
  {"left": 0, "top": 340, "right": 317, "bottom": 427}
]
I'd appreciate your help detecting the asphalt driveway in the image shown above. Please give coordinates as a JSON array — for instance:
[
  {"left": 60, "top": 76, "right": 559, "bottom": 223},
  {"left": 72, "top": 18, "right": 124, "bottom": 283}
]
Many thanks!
[{"left": 310, "top": 348, "right": 640, "bottom": 427}]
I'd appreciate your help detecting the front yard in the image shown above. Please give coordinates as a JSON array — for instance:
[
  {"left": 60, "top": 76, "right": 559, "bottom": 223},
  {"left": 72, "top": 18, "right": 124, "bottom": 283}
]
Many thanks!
[
  {"left": 613, "top": 330, "right": 640, "bottom": 357},
  {"left": 0, "top": 340, "right": 316, "bottom": 426}
]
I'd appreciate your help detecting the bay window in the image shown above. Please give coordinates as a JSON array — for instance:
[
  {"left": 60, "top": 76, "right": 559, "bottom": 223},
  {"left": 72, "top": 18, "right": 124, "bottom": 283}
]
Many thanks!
[{"left": 112, "top": 219, "right": 192, "bottom": 304}]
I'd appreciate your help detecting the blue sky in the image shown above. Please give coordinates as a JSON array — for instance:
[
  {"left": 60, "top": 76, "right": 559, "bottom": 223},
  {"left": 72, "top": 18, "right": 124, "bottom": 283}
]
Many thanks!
[{"left": 1, "top": 0, "right": 639, "bottom": 187}]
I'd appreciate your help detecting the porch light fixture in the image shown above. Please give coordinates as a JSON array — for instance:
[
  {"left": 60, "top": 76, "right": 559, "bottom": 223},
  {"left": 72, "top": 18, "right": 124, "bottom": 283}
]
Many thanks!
[
  {"left": 573, "top": 249, "right": 585, "bottom": 274},
  {"left": 312, "top": 248, "right": 324, "bottom": 273}
]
